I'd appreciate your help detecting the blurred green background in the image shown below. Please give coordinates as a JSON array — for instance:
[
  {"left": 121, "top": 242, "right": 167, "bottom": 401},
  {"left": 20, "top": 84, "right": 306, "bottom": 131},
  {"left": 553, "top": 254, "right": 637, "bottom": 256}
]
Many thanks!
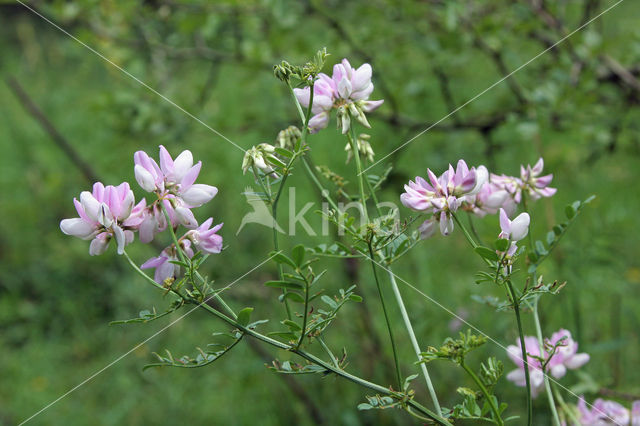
[{"left": 1, "top": 0, "right": 640, "bottom": 424}]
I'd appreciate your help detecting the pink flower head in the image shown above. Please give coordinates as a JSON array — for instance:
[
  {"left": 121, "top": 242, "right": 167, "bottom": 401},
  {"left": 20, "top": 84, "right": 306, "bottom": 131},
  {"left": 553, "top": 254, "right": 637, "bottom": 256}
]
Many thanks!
[
  {"left": 491, "top": 157, "right": 556, "bottom": 205},
  {"left": 506, "top": 329, "right": 589, "bottom": 398},
  {"left": 60, "top": 182, "right": 144, "bottom": 255},
  {"left": 141, "top": 239, "right": 194, "bottom": 284},
  {"left": 133, "top": 146, "right": 218, "bottom": 242},
  {"left": 466, "top": 182, "right": 513, "bottom": 217},
  {"left": 499, "top": 209, "right": 530, "bottom": 242},
  {"left": 520, "top": 158, "right": 557, "bottom": 201},
  {"left": 293, "top": 58, "right": 383, "bottom": 133},
  {"left": 506, "top": 336, "right": 546, "bottom": 398},
  {"left": 185, "top": 218, "right": 223, "bottom": 254},
  {"left": 577, "top": 396, "right": 630, "bottom": 425},
  {"left": 632, "top": 401, "right": 640, "bottom": 426},
  {"left": 545, "top": 329, "right": 590, "bottom": 378},
  {"left": 401, "top": 160, "right": 487, "bottom": 237}
]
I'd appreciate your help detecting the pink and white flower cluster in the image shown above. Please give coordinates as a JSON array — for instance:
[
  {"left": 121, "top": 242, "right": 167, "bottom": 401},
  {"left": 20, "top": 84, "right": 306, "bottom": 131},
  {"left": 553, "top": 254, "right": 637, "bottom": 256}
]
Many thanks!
[
  {"left": 294, "top": 58, "right": 384, "bottom": 133},
  {"left": 574, "top": 397, "right": 640, "bottom": 425},
  {"left": 60, "top": 146, "right": 223, "bottom": 281},
  {"left": 400, "top": 159, "right": 488, "bottom": 238},
  {"left": 134, "top": 145, "right": 218, "bottom": 242},
  {"left": 401, "top": 157, "right": 557, "bottom": 239},
  {"left": 506, "top": 329, "right": 589, "bottom": 398},
  {"left": 468, "top": 157, "right": 556, "bottom": 217},
  {"left": 60, "top": 182, "right": 146, "bottom": 255}
]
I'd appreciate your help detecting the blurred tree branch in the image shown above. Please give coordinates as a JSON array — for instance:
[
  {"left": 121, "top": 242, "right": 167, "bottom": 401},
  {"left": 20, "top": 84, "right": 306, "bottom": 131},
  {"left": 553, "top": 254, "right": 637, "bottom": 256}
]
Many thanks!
[{"left": 6, "top": 77, "right": 100, "bottom": 183}]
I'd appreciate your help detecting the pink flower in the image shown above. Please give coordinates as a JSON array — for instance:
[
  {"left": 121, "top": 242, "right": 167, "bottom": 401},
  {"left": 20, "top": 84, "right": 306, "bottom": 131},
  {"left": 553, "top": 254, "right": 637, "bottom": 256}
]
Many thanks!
[
  {"left": 185, "top": 218, "right": 223, "bottom": 254},
  {"left": 545, "top": 329, "right": 590, "bottom": 378},
  {"left": 506, "top": 336, "right": 546, "bottom": 398},
  {"left": 499, "top": 208, "right": 530, "bottom": 242},
  {"left": 141, "top": 240, "right": 194, "bottom": 284},
  {"left": 465, "top": 182, "right": 513, "bottom": 217},
  {"left": 506, "top": 329, "right": 589, "bottom": 398},
  {"left": 577, "top": 397, "right": 630, "bottom": 425},
  {"left": 520, "top": 158, "right": 557, "bottom": 201},
  {"left": 632, "top": 401, "right": 640, "bottom": 425},
  {"left": 401, "top": 160, "right": 487, "bottom": 237},
  {"left": 60, "top": 182, "right": 144, "bottom": 255},
  {"left": 491, "top": 157, "right": 556, "bottom": 205},
  {"left": 133, "top": 146, "right": 218, "bottom": 242},
  {"left": 293, "top": 59, "right": 383, "bottom": 133}
]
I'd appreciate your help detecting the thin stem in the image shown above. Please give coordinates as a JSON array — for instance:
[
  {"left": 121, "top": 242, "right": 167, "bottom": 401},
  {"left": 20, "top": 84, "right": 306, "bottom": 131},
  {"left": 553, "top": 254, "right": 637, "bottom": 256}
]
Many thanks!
[
  {"left": 452, "top": 212, "right": 479, "bottom": 249},
  {"left": 283, "top": 77, "right": 449, "bottom": 422},
  {"left": 521, "top": 193, "right": 535, "bottom": 253},
  {"left": 507, "top": 280, "right": 533, "bottom": 426},
  {"left": 124, "top": 246, "right": 451, "bottom": 425},
  {"left": 348, "top": 125, "right": 369, "bottom": 224},
  {"left": 286, "top": 80, "right": 306, "bottom": 125},
  {"left": 194, "top": 269, "right": 237, "bottom": 320},
  {"left": 318, "top": 336, "right": 340, "bottom": 368},
  {"left": 269, "top": 82, "right": 314, "bottom": 321},
  {"left": 467, "top": 213, "right": 484, "bottom": 245},
  {"left": 161, "top": 204, "right": 187, "bottom": 264},
  {"left": 387, "top": 270, "right": 443, "bottom": 416},
  {"left": 301, "top": 156, "right": 341, "bottom": 211},
  {"left": 533, "top": 295, "right": 561, "bottom": 426},
  {"left": 198, "top": 294, "right": 452, "bottom": 425},
  {"left": 368, "top": 243, "right": 403, "bottom": 390},
  {"left": 552, "top": 383, "right": 581, "bottom": 425},
  {"left": 460, "top": 360, "right": 504, "bottom": 426},
  {"left": 296, "top": 273, "right": 311, "bottom": 349},
  {"left": 160, "top": 204, "right": 235, "bottom": 318},
  {"left": 123, "top": 250, "right": 166, "bottom": 292},
  {"left": 523, "top": 192, "right": 560, "bottom": 424}
]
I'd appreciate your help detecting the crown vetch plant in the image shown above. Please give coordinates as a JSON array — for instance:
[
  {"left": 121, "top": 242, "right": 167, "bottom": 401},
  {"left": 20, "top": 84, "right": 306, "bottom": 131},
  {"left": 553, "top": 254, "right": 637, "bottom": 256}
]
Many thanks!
[{"left": 60, "top": 49, "right": 621, "bottom": 425}]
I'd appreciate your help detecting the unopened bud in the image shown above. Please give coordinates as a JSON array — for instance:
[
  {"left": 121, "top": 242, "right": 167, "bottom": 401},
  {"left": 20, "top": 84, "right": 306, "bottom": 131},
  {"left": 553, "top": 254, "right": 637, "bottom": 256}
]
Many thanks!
[
  {"left": 337, "top": 105, "right": 351, "bottom": 134},
  {"left": 345, "top": 133, "right": 375, "bottom": 163},
  {"left": 276, "top": 126, "right": 301, "bottom": 150}
]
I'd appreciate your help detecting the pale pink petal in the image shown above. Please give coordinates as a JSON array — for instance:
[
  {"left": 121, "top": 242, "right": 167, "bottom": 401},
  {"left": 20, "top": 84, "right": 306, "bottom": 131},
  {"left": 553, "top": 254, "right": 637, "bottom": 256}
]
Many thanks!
[{"left": 60, "top": 218, "right": 96, "bottom": 239}]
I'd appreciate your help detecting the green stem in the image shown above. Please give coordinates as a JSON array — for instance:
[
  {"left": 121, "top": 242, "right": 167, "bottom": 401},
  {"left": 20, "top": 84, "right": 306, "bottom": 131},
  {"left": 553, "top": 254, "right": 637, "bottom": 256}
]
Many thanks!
[
  {"left": 282, "top": 78, "right": 450, "bottom": 422},
  {"left": 161, "top": 204, "right": 187, "bottom": 264},
  {"left": 124, "top": 246, "right": 451, "bottom": 424},
  {"left": 533, "top": 295, "right": 561, "bottom": 426},
  {"left": 522, "top": 193, "right": 560, "bottom": 424},
  {"left": 301, "top": 156, "right": 341, "bottom": 211},
  {"left": 507, "top": 280, "right": 533, "bottom": 426},
  {"left": 460, "top": 361, "right": 504, "bottom": 426},
  {"left": 271, "top": 81, "right": 315, "bottom": 321},
  {"left": 552, "top": 383, "right": 581, "bottom": 425},
  {"left": 123, "top": 250, "right": 168, "bottom": 292},
  {"left": 368, "top": 243, "right": 403, "bottom": 390},
  {"left": 348, "top": 125, "right": 369, "bottom": 224},
  {"left": 452, "top": 212, "right": 479, "bottom": 249},
  {"left": 318, "top": 336, "right": 340, "bottom": 368},
  {"left": 387, "top": 270, "right": 443, "bottom": 416},
  {"left": 160, "top": 204, "right": 235, "bottom": 318},
  {"left": 296, "top": 273, "right": 311, "bottom": 349},
  {"left": 198, "top": 299, "right": 452, "bottom": 424}
]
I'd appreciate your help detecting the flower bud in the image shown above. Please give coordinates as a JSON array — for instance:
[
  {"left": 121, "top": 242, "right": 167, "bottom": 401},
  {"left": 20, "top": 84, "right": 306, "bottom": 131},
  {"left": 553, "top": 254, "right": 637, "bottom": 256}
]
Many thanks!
[
  {"left": 336, "top": 105, "right": 350, "bottom": 134},
  {"left": 242, "top": 144, "right": 278, "bottom": 176},
  {"left": 276, "top": 126, "right": 302, "bottom": 150},
  {"left": 345, "top": 133, "right": 375, "bottom": 163}
]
